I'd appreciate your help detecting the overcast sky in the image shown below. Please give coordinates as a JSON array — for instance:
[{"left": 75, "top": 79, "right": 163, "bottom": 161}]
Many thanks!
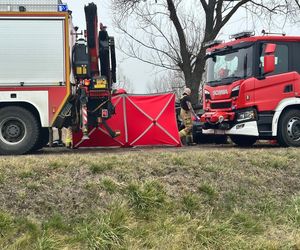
[
  {"left": 65, "top": 1, "right": 297, "bottom": 93},
  {"left": 65, "top": 0, "right": 154, "bottom": 93}
]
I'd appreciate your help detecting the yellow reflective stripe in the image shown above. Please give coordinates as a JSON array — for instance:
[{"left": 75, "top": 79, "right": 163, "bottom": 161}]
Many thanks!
[{"left": 51, "top": 13, "right": 71, "bottom": 126}]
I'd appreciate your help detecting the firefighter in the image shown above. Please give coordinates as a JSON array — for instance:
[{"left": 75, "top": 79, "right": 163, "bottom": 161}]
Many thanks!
[
  {"left": 65, "top": 126, "right": 73, "bottom": 148},
  {"left": 179, "top": 87, "right": 199, "bottom": 145},
  {"left": 48, "top": 127, "right": 64, "bottom": 147}
]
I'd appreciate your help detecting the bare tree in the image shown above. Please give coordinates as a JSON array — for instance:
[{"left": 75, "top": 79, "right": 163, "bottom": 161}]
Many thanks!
[
  {"left": 146, "top": 71, "right": 185, "bottom": 97},
  {"left": 113, "top": 65, "right": 135, "bottom": 93},
  {"left": 112, "top": 0, "right": 298, "bottom": 103}
]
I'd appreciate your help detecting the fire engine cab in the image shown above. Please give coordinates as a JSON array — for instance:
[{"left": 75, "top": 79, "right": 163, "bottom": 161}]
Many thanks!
[
  {"left": 201, "top": 31, "right": 300, "bottom": 147},
  {"left": 0, "top": 0, "right": 118, "bottom": 154}
]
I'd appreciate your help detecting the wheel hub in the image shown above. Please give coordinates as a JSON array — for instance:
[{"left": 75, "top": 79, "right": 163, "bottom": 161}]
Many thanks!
[
  {"left": 6, "top": 124, "right": 21, "bottom": 137},
  {"left": 0, "top": 118, "right": 26, "bottom": 145},
  {"left": 287, "top": 117, "right": 300, "bottom": 141}
]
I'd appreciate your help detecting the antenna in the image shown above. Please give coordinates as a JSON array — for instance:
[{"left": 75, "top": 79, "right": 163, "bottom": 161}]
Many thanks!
[
  {"left": 261, "top": 30, "right": 286, "bottom": 36},
  {"left": 229, "top": 31, "right": 254, "bottom": 40}
]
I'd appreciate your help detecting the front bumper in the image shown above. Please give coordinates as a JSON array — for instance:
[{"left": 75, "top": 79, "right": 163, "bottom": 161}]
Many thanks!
[
  {"left": 202, "top": 120, "right": 259, "bottom": 137},
  {"left": 201, "top": 111, "right": 235, "bottom": 124}
]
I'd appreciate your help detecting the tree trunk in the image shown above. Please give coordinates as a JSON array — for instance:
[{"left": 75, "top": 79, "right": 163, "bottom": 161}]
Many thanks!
[
  {"left": 183, "top": 48, "right": 206, "bottom": 105},
  {"left": 184, "top": 75, "right": 201, "bottom": 105}
]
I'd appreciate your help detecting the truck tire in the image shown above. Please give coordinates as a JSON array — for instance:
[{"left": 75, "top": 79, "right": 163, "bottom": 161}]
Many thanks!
[
  {"left": 277, "top": 109, "right": 300, "bottom": 147},
  {"left": 230, "top": 135, "right": 257, "bottom": 147},
  {"left": 32, "top": 128, "right": 49, "bottom": 151},
  {"left": 214, "top": 135, "right": 228, "bottom": 144},
  {"left": 0, "top": 106, "right": 40, "bottom": 155}
]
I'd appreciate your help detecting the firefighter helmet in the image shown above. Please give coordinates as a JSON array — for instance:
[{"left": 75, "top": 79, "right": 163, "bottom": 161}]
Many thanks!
[{"left": 184, "top": 87, "right": 191, "bottom": 95}]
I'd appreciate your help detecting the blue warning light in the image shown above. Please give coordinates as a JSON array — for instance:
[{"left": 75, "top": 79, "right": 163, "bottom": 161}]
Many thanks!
[{"left": 58, "top": 4, "right": 68, "bottom": 12}]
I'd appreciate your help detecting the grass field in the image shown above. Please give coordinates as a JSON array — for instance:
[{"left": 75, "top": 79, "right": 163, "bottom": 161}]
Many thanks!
[{"left": 0, "top": 146, "right": 299, "bottom": 249}]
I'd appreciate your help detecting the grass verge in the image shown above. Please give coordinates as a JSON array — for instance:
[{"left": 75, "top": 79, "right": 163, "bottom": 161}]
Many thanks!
[{"left": 0, "top": 148, "right": 299, "bottom": 249}]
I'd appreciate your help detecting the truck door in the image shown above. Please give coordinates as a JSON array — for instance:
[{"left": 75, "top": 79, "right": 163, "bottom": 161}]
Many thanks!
[{"left": 254, "top": 42, "right": 296, "bottom": 112}]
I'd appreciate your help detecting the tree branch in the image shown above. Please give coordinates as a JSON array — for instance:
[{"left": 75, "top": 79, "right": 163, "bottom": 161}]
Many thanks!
[
  {"left": 118, "top": 25, "right": 180, "bottom": 64},
  {"left": 218, "top": 0, "right": 250, "bottom": 31},
  {"left": 166, "top": 0, "right": 191, "bottom": 71}
]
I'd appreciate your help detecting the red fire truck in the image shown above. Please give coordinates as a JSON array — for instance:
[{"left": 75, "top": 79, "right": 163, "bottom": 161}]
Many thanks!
[
  {"left": 0, "top": 1, "right": 118, "bottom": 154},
  {"left": 201, "top": 31, "right": 300, "bottom": 147}
]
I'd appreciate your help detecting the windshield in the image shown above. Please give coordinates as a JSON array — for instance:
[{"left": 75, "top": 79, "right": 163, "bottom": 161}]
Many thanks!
[{"left": 206, "top": 46, "right": 253, "bottom": 86}]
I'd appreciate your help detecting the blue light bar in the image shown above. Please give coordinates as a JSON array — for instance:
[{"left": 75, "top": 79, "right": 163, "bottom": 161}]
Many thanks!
[
  {"left": 204, "top": 40, "right": 224, "bottom": 48},
  {"left": 229, "top": 31, "right": 254, "bottom": 40},
  {"left": 58, "top": 4, "right": 68, "bottom": 12}
]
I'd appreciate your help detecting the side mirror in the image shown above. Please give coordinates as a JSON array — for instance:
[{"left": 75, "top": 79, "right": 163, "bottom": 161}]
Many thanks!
[
  {"left": 264, "top": 55, "right": 275, "bottom": 74},
  {"left": 263, "top": 43, "right": 276, "bottom": 75},
  {"left": 265, "top": 43, "right": 276, "bottom": 54}
]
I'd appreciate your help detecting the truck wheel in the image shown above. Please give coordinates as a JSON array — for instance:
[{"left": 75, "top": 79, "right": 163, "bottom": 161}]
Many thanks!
[
  {"left": 32, "top": 128, "right": 49, "bottom": 151},
  {"left": 277, "top": 109, "right": 300, "bottom": 147},
  {"left": 230, "top": 135, "right": 257, "bottom": 147},
  {"left": 214, "top": 135, "right": 228, "bottom": 144},
  {"left": 0, "top": 106, "right": 40, "bottom": 155}
]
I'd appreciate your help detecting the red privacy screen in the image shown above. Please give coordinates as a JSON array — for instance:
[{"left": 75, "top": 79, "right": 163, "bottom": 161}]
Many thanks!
[{"left": 73, "top": 93, "right": 181, "bottom": 148}]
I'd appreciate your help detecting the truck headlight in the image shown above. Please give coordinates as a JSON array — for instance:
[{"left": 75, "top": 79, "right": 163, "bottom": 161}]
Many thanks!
[
  {"left": 231, "top": 85, "right": 240, "bottom": 97},
  {"left": 236, "top": 110, "right": 256, "bottom": 122},
  {"left": 204, "top": 90, "right": 211, "bottom": 100}
]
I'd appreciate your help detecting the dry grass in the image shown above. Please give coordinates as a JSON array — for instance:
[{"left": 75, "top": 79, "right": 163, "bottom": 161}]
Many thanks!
[{"left": 0, "top": 147, "right": 299, "bottom": 249}]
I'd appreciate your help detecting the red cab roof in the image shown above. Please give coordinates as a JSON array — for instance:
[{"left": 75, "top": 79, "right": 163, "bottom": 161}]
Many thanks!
[{"left": 207, "top": 35, "right": 300, "bottom": 52}]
